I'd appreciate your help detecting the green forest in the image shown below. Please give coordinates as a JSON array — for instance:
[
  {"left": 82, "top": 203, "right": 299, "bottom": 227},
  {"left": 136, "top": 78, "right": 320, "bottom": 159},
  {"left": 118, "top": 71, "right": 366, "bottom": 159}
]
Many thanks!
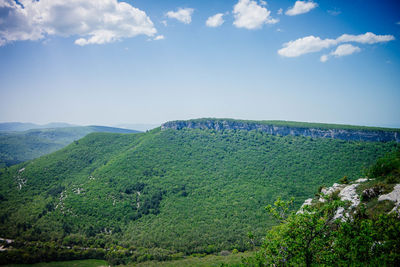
[
  {"left": 246, "top": 148, "right": 400, "bottom": 266},
  {"left": 0, "top": 122, "right": 399, "bottom": 265}
]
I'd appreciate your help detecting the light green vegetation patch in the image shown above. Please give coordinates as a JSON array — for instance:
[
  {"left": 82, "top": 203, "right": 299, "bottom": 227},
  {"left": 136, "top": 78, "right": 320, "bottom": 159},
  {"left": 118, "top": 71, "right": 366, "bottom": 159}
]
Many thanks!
[
  {"left": 3, "top": 259, "right": 108, "bottom": 267},
  {"left": 131, "top": 251, "right": 251, "bottom": 267}
]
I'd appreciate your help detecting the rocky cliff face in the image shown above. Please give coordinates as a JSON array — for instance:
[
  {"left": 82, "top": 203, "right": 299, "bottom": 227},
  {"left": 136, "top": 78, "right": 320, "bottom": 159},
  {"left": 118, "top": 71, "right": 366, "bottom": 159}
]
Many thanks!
[{"left": 161, "top": 119, "right": 400, "bottom": 142}]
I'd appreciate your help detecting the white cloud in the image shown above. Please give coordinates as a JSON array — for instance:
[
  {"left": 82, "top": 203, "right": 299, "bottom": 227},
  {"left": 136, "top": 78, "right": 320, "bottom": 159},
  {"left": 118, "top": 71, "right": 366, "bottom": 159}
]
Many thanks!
[
  {"left": 233, "top": 0, "right": 278, "bottom": 30},
  {"left": 166, "top": 8, "right": 194, "bottom": 24},
  {"left": 337, "top": 32, "right": 395, "bottom": 44},
  {"left": 319, "top": 44, "right": 361, "bottom": 62},
  {"left": 277, "top": 8, "right": 283, "bottom": 15},
  {"left": 328, "top": 9, "right": 341, "bottom": 16},
  {"left": 331, "top": 44, "right": 361, "bottom": 57},
  {"left": 153, "top": 35, "right": 165, "bottom": 41},
  {"left": 278, "top": 36, "right": 336, "bottom": 57},
  {"left": 259, "top": 0, "right": 267, "bottom": 6},
  {"left": 278, "top": 32, "right": 395, "bottom": 58},
  {"left": 320, "top": 54, "right": 328, "bottom": 63},
  {"left": 206, "top": 13, "right": 224, "bottom": 27},
  {"left": 286, "top": 1, "right": 318, "bottom": 16},
  {"left": 161, "top": 20, "right": 168, "bottom": 27},
  {"left": 0, "top": 0, "right": 157, "bottom": 46}
]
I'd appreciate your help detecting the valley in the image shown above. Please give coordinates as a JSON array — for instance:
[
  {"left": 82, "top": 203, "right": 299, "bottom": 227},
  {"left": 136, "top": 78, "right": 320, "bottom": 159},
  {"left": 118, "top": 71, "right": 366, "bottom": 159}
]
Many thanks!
[
  {"left": 0, "top": 119, "right": 398, "bottom": 265},
  {"left": 0, "top": 126, "right": 139, "bottom": 168}
]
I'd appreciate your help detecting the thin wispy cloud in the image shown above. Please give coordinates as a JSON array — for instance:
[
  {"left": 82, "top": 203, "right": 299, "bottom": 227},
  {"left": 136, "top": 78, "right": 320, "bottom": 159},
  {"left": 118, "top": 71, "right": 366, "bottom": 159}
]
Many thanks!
[
  {"left": 233, "top": 0, "right": 278, "bottom": 30},
  {"left": 320, "top": 55, "right": 329, "bottom": 63},
  {"left": 286, "top": 1, "right": 318, "bottom": 16},
  {"left": 206, "top": 13, "right": 225, "bottom": 27},
  {"left": 0, "top": 0, "right": 157, "bottom": 46},
  {"left": 154, "top": 35, "right": 165, "bottom": 41},
  {"left": 278, "top": 32, "right": 395, "bottom": 60},
  {"left": 337, "top": 32, "right": 395, "bottom": 44},
  {"left": 166, "top": 8, "right": 194, "bottom": 24},
  {"left": 328, "top": 9, "right": 341, "bottom": 16}
]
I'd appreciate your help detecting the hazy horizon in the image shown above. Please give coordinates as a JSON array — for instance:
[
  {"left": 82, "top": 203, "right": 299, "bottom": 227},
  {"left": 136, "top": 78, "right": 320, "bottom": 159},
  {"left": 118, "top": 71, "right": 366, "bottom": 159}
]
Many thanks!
[{"left": 0, "top": 118, "right": 399, "bottom": 130}]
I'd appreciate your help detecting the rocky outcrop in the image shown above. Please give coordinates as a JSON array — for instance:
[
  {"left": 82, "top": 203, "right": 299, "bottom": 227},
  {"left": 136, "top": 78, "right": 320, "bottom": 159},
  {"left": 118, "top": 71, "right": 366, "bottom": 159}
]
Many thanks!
[
  {"left": 161, "top": 119, "right": 400, "bottom": 142},
  {"left": 300, "top": 180, "right": 365, "bottom": 221},
  {"left": 299, "top": 179, "right": 400, "bottom": 220},
  {"left": 379, "top": 184, "right": 400, "bottom": 215}
]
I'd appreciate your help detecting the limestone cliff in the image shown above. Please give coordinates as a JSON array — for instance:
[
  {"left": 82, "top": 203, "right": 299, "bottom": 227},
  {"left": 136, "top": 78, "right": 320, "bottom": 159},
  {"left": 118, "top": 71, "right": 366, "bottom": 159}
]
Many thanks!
[{"left": 161, "top": 119, "right": 400, "bottom": 142}]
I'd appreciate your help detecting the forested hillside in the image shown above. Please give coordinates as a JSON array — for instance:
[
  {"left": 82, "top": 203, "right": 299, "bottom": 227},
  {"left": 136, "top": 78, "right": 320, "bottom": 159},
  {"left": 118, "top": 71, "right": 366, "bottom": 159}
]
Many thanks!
[
  {"left": 0, "top": 126, "right": 139, "bottom": 167},
  {"left": 246, "top": 148, "right": 400, "bottom": 266},
  {"left": 0, "top": 120, "right": 398, "bottom": 264}
]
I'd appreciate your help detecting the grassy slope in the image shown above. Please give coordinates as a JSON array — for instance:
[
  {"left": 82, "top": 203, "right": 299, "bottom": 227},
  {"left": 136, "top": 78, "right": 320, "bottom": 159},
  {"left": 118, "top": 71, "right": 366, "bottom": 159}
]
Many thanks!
[
  {"left": 2, "top": 253, "right": 249, "bottom": 267},
  {"left": 4, "top": 259, "right": 108, "bottom": 267},
  {"left": 0, "top": 126, "right": 139, "bottom": 167},
  {"left": 0, "top": 127, "right": 397, "bottom": 255},
  {"left": 133, "top": 251, "right": 252, "bottom": 267}
]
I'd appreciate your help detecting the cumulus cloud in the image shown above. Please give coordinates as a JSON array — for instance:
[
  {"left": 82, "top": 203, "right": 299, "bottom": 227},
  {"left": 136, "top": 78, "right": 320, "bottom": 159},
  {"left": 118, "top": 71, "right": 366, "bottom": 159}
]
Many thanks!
[
  {"left": 166, "top": 8, "right": 194, "bottom": 24},
  {"left": 278, "top": 32, "right": 395, "bottom": 58},
  {"left": 277, "top": 8, "right": 283, "bottom": 15},
  {"left": 321, "top": 44, "right": 361, "bottom": 62},
  {"left": 331, "top": 44, "right": 361, "bottom": 57},
  {"left": 233, "top": 0, "right": 278, "bottom": 30},
  {"left": 278, "top": 36, "right": 336, "bottom": 57},
  {"left": 0, "top": 0, "right": 157, "bottom": 46},
  {"left": 206, "top": 13, "right": 224, "bottom": 27},
  {"left": 286, "top": 1, "right": 318, "bottom": 16}
]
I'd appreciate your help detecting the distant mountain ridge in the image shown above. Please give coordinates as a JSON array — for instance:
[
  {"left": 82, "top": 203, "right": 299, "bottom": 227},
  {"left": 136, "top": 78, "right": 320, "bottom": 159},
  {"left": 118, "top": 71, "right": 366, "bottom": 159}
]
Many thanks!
[
  {"left": 0, "top": 125, "right": 139, "bottom": 167},
  {"left": 114, "top": 123, "right": 160, "bottom": 131},
  {"left": 162, "top": 118, "right": 400, "bottom": 142},
  {"left": 0, "top": 122, "right": 75, "bottom": 132}
]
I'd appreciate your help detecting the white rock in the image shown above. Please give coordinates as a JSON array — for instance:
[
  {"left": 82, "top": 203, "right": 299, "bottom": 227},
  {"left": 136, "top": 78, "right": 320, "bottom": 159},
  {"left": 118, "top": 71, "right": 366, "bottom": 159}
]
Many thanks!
[
  {"left": 297, "top": 198, "right": 313, "bottom": 214},
  {"left": 333, "top": 207, "right": 345, "bottom": 221},
  {"left": 321, "top": 183, "right": 345, "bottom": 195},
  {"left": 339, "top": 184, "right": 360, "bottom": 208},
  {"left": 355, "top": 178, "right": 368, "bottom": 183},
  {"left": 378, "top": 184, "right": 400, "bottom": 214}
]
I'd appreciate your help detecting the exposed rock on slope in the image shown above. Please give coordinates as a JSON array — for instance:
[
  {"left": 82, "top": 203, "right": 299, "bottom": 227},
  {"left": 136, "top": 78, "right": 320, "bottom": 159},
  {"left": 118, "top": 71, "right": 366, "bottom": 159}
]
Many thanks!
[
  {"left": 379, "top": 184, "right": 400, "bottom": 215},
  {"left": 300, "top": 178, "right": 400, "bottom": 220},
  {"left": 162, "top": 119, "right": 400, "bottom": 142}
]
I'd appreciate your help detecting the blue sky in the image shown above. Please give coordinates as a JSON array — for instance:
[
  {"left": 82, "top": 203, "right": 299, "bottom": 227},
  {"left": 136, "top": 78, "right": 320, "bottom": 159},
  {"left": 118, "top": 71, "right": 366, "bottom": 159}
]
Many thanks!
[{"left": 0, "top": 0, "right": 399, "bottom": 127}]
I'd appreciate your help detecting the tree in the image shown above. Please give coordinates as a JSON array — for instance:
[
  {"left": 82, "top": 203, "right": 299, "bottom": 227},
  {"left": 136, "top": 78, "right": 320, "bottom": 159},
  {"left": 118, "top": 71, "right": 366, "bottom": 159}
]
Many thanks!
[{"left": 249, "top": 197, "right": 344, "bottom": 266}]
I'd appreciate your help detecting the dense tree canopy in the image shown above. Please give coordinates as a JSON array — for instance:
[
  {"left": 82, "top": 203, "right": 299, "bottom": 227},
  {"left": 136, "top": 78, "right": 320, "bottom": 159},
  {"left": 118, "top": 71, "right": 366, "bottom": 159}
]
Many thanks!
[{"left": 0, "top": 127, "right": 397, "bottom": 264}]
